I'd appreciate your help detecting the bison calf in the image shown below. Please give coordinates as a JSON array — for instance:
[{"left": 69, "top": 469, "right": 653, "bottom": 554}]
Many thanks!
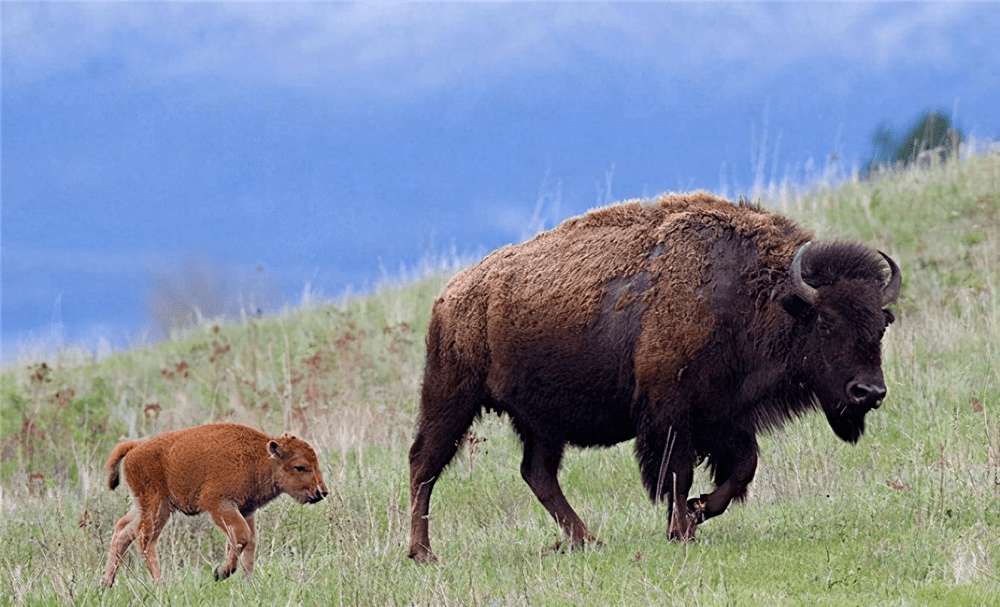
[
  {"left": 407, "top": 192, "right": 900, "bottom": 561},
  {"left": 102, "top": 423, "right": 327, "bottom": 587}
]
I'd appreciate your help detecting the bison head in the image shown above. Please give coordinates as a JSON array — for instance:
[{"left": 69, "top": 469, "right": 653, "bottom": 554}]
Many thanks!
[
  {"left": 269, "top": 434, "right": 329, "bottom": 504},
  {"left": 782, "top": 242, "right": 901, "bottom": 443}
]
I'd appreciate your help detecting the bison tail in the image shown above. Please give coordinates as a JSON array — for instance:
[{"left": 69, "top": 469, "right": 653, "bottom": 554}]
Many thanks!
[{"left": 105, "top": 440, "right": 140, "bottom": 490}]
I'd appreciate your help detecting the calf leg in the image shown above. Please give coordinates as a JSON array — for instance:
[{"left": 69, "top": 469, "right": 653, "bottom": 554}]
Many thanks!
[
  {"left": 209, "top": 503, "right": 253, "bottom": 581},
  {"left": 407, "top": 396, "right": 480, "bottom": 562},
  {"left": 239, "top": 513, "right": 257, "bottom": 577},
  {"left": 520, "top": 432, "right": 594, "bottom": 548},
  {"left": 103, "top": 509, "right": 139, "bottom": 588},
  {"left": 135, "top": 498, "right": 171, "bottom": 582}
]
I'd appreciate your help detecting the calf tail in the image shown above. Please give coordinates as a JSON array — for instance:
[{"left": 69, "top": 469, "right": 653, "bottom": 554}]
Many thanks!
[{"left": 106, "top": 440, "right": 140, "bottom": 490}]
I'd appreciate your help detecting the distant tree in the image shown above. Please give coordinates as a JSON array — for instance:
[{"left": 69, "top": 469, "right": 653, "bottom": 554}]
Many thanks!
[
  {"left": 144, "top": 257, "right": 282, "bottom": 339},
  {"left": 865, "top": 110, "right": 962, "bottom": 177}
]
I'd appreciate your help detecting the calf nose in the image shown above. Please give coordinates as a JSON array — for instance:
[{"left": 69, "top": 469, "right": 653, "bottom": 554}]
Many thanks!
[
  {"left": 847, "top": 381, "right": 887, "bottom": 407},
  {"left": 314, "top": 483, "right": 328, "bottom": 502}
]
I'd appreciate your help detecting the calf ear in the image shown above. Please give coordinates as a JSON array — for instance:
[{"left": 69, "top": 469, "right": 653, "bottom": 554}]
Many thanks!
[{"left": 268, "top": 440, "right": 282, "bottom": 459}]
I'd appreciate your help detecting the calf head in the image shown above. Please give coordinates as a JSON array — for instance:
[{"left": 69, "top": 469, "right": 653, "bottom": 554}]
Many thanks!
[
  {"left": 782, "top": 242, "right": 901, "bottom": 443},
  {"left": 268, "top": 433, "right": 328, "bottom": 504}
]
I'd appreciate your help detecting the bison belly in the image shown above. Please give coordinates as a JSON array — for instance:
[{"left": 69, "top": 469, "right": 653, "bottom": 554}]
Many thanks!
[{"left": 484, "top": 322, "right": 643, "bottom": 448}]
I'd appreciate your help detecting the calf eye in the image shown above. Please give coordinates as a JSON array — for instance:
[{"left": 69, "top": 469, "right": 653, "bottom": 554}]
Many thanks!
[{"left": 294, "top": 466, "right": 309, "bottom": 473}]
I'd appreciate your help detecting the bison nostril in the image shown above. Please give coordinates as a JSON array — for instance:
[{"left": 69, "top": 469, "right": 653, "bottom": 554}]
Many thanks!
[{"left": 848, "top": 382, "right": 886, "bottom": 402}]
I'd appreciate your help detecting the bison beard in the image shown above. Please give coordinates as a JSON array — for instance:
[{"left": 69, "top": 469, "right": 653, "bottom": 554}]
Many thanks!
[{"left": 407, "top": 192, "right": 900, "bottom": 561}]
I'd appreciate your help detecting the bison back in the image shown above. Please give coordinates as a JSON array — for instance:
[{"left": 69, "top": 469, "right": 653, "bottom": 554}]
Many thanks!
[
  {"left": 122, "top": 423, "right": 272, "bottom": 515},
  {"left": 428, "top": 194, "right": 804, "bottom": 446}
]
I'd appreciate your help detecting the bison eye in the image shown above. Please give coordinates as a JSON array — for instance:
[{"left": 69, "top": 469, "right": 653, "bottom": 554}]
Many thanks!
[{"left": 294, "top": 466, "right": 309, "bottom": 473}]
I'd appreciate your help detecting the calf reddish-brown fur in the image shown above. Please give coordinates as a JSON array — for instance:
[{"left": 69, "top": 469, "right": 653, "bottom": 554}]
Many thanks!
[
  {"left": 102, "top": 423, "right": 327, "bottom": 587},
  {"left": 408, "top": 192, "right": 900, "bottom": 561}
]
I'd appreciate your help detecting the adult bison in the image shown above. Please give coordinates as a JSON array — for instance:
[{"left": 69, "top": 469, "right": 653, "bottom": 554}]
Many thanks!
[{"left": 407, "top": 192, "right": 900, "bottom": 561}]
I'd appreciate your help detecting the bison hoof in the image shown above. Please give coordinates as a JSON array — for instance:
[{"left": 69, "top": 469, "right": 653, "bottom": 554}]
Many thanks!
[
  {"left": 408, "top": 549, "right": 438, "bottom": 564},
  {"left": 687, "top": 497, "right": 709, "bottom": 524},
  {"left": 552, "top": 535, "right": 600, "bottom": 554},
  {"left": 667, "top": 511, "right": 698, "bottom": 542},
  {"left": 214, "top": 566, "right": 234, "bottom": 581}
]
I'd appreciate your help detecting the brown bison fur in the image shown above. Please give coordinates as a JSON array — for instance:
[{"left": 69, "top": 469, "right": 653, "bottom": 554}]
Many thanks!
[
  {"left": 407, "top": 191, "right": 900, "bottom": 561},
  {"left": 102, "top": 423, "right": 327, "bottom": 587}
]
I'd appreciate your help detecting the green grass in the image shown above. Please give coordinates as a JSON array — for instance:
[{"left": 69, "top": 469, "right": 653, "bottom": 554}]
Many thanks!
[{"left": 2, "top": 154, "right": 999, "bottom": 606}]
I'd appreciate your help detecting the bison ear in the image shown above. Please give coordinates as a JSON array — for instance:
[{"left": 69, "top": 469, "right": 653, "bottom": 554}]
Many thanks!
[
  {"left": 782, "top": 241, "right": 819, "bottom": 321},
  {"left": 780, "top": 292, "right": 816, "bottom": 322},
  {"left": 268, "top": 440, "right": 282, "bottom": 459},
  {"left": 883, "top": 308, "right": 896, "bottom": 325}
]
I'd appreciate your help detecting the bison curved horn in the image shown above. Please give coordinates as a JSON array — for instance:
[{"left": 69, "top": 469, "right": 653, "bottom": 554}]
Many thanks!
[
  {"left": 878, "top": 251, "right": 901, "bottom": 306},
  {"left": 790, "top": 241, "right": 818, "bottom": 305}
]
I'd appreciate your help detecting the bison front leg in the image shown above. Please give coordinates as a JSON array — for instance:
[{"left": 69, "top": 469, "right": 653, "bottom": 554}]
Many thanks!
[
  {"left": 666, "top": 464, "right": 698, "bottom": 542},
  {"left": 520, "top": 433, "right": 595, "bottom": 549},
  {"left": 637, "top": 422, "right": 698, "bottom": 541},
  {"left": 209, "top": 503, "right": 253, "bottom": 581},
  {"left": 689, "top": 433, "right": 759, "bottom": 524}
]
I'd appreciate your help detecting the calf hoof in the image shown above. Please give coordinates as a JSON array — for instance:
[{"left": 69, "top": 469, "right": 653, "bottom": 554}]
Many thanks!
[{"left": 214, "top": 566, "right": 234, "bottom": 581}]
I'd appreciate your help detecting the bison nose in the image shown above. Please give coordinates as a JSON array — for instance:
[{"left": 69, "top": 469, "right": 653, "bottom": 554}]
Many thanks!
[{"left": 847, "top": 381, "right": 887, "bottom": 407}]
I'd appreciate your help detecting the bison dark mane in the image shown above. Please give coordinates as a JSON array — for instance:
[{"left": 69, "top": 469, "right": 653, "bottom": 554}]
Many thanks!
[{"left": 802, "top": 241, "right": 892, "bottom": 286}]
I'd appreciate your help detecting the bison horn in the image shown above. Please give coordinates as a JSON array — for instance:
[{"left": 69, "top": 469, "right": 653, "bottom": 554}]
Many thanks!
[
  {"left": 878, "top": 251, "right": 901, "bottom": 306},
  {"left": 790, "top": 242, "right": 818, "bottom": 305}
]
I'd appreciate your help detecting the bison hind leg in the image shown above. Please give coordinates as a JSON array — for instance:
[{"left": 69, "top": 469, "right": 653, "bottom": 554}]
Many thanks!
[
  {"left": 122, "top": 496, "right": 172, "bottom": 583},
  {"left": 519, "top": 431, "right": 595, "bottom": 548},
  {"left": 408, "top": 392, "right": 484, "bottom": 562},
  {"left": 103, "top": 508, "right": 140, "bottom": 588}
]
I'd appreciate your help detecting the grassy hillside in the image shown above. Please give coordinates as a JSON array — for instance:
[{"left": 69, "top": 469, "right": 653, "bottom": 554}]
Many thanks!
[{"left": 1, "top": 154, "right": 998, "bottom": 606}]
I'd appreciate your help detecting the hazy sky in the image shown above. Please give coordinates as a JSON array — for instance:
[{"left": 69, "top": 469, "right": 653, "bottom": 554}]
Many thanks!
[{"left": 3, "top": 2, "right": 999, "bottom": 362}]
